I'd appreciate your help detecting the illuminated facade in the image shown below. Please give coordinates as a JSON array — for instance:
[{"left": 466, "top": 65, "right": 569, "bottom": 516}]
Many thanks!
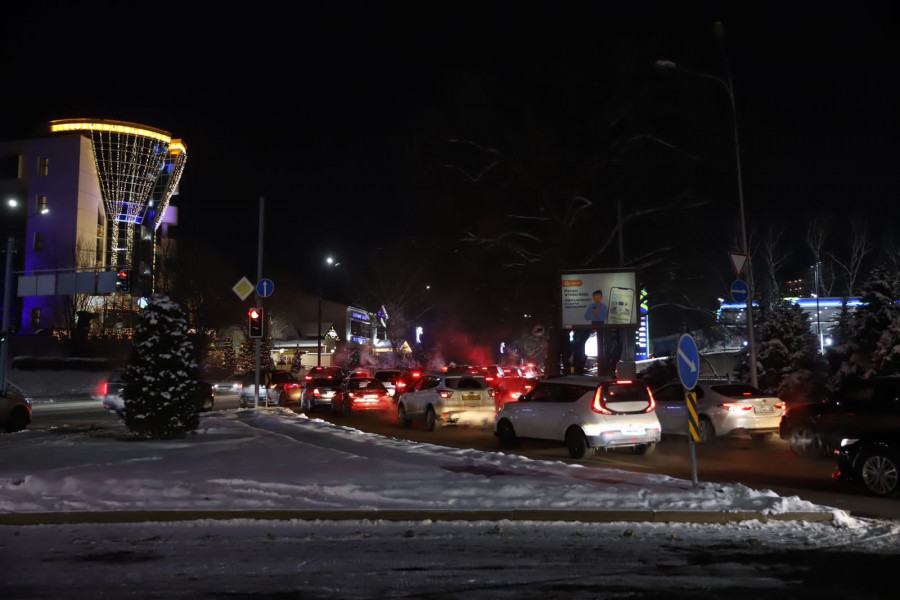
[{"left": 0, "top": 119, "right": 186, "bottom": 333}]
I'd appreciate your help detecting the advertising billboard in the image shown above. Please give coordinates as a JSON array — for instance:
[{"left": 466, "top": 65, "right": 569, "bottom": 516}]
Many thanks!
[{"left": 561, "top": 269, "right": 638, "bottom": 329}]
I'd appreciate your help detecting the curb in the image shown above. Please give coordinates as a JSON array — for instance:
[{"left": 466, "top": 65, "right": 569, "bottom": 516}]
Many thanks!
[{"left": 0, "top": 509, "right": 837, "bottom": 526}]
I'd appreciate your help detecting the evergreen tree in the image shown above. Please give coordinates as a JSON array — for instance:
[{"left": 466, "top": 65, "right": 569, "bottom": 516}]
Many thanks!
[
  {"left": 222, "top": 337, "right": 236, "bottom": 375},
  {"left": 237, "top": 337, "right": 255, "bottom": 374},
  {"left": 755, "top": 299, "right": 828, "bottom": 404},
  {"left": 291, "top": 348, "right": 303, "bottom": 376},
  {"left": 121, "top": 294, "right": 199, "bottom": 439},
  {"left": 839, "top": 265, "right": 898, "bottom": 381},
  {"left": 260, "top": 337, "right": 276, "bottom": 371}
]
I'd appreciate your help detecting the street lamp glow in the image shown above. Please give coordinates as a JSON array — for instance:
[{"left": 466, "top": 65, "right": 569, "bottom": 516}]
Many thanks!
[{"left": 7, "top": 198, "right": 18, "bottom": 208}]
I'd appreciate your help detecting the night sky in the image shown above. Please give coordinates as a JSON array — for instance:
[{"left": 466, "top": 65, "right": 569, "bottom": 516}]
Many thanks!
[{"left": 2, "top": 2, "right": 898, "bottom": 322}]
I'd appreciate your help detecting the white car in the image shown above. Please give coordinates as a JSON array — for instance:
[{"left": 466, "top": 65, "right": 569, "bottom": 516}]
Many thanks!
[
  {"left": 653, "top": 380, "right": 785, "bottom": 442},
  {"left": 494, "top": 375, "right": 661, "bottom": 458},
  {"left": 397, "top": 372, "right": 495, "bottom": 430}
]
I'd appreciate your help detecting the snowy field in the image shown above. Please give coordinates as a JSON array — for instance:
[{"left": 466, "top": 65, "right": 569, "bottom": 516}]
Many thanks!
[{"left": 1, "top": 407, "right": 898, "bottom": 598}]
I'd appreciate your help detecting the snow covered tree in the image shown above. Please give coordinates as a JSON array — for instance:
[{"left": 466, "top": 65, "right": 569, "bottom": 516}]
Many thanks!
[
  {"left": 222, "top": 337, "right": 236, "bottom": 375},
  {"left": 121, "top": 294, "right": 199, "bottom": 439},
  {"left": 755, "top": 299, "right": 828, "bottom": 404},
  {"left": 259, "top": 337, "right": 276, "bottom": 371},
  {"left": 291, "top": 348, "right": 304, "bottom": 376},
  {"left": 837, "top": 265, "right": 899, "bottom": 381},
  {"left": 237, "top": 337, "right": 255, "bottom": 374}
]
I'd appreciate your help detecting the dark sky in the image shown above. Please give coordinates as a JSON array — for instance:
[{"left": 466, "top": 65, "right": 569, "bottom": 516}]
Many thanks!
[{"left": 3, "top": 2, "right": 898, "bottom": 301}]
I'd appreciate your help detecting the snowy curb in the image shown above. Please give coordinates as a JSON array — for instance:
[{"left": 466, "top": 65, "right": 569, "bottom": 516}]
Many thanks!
[{"left": 0, "top": 509, "right": 838, "bottom": 526}]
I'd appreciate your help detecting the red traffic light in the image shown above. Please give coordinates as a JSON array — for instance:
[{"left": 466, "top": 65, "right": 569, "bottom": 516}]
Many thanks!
[{"left": 248, "top": 308, "right": 261, "bottom": 320}]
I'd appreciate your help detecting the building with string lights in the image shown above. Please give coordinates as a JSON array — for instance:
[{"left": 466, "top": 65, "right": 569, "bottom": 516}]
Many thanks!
[{"left": 0, "top": 119, "right": 186, "bottom": 335}]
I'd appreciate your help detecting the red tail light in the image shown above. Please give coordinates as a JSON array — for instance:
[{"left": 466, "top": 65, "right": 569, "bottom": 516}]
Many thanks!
[
  {"left": 774, "top": 401, "right": 786, "bottom": 410},
  {"left": 591, "top": 387, "right": 614, "bottom": 415},
  {"left": 439, "top": 390, "right": 453, "bottom": 399},
  {"left": 305, "top": 375, "right": 312, "bottom": 381},
  {"left": 411, "top": 370, "right": 422, "bottom": 378},
  {"left": 646, "top": 388, "right": 656, "bottom": 413},
  {"left": 719, "top": 402, "right": 753, "bottom": 412},
  {"left": 100, "top": 382, "right": 108, "bottom": 396},
  {"left": 397, "top": 381, "right": 407, "bottom": 389}
]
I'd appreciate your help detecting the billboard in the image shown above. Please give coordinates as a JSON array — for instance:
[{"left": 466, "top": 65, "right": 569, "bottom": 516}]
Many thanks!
[{"left": 561, "top": 269, "right": 638, "bottom": 329}]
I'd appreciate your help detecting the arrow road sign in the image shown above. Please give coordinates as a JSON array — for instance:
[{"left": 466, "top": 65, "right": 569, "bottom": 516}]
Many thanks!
[
  {"left": 676, "top": 334, "right": 700, "bottom": 390},
  {"left": 730, "top": 279, "right": 749, "bottom": 303},
  {"left": 257, "top": 278, "right": 275, "bottom": 298}
]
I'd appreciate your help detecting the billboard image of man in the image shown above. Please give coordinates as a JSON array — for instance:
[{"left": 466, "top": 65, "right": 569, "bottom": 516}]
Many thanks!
[{"left": 583, "top": 290, "right": 608, "bottom": 325}]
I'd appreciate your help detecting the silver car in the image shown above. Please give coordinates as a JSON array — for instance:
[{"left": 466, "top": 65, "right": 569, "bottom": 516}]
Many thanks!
[{"left": 653, "top": 380, "right": 786, "bottom": 442}]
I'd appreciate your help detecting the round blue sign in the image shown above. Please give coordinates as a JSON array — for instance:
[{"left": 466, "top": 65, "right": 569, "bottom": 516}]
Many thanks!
[
  {"left": 676, "top": 334, "right": 700, "bottom": 390},
  {"left": 730, "top": 279, "right": 749, "bottom": 303},
  {"left": 256, "top": 278, "right": 275, "bottom": 298}
]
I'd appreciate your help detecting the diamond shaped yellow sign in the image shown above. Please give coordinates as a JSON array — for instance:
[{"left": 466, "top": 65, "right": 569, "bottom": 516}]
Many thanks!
[{"left": 232, "top": 277, "right": 254, "bottom": 301}]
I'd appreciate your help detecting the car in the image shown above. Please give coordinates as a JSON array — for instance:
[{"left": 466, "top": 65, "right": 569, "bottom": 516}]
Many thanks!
[
  {"left": 780, "top": 376, "right": 900, "bottom": 457},
  {"left": 0, "top": 389, "right": 32, "bottom": 432},
  {"left": 397, "top": 372, "right": 496, "bottom": 430},
  {"left": 480, "top": 364, "right": 535, "bottom": 409},
  {"left": 301, "top": 377, "right": 342, "bottom": 412},
  {"left": 331, "top": 377, "right": 392, "bottom": 413},
  {"left": 652, "top": 380, "right": 786, "bottom": 443},
  {"left": 519, "top": 363, "right": 542, "bottom": 379},
  {"left": 349, "top": 368, "right": 377, "bottom": 380},
  {"left": 373, "top": 368, "right": 414, "bottom": 399},
  {"left": 99, "top": 370, "right": 215, "bottom": 417},
  {"left": 833, "top": 434, "right": 900, "bottom": 497},
  {"left": 239, "top": 370, "right": 302, "bottom": 408},
  {"left": 212, "top": 375, "right": 241, "bottom": 395},
  {"left": 494, "top": 375, "right": 661, "bottom": 458},
  {"left": 305, "top": 366, "right": 348, "bottom": 383}
]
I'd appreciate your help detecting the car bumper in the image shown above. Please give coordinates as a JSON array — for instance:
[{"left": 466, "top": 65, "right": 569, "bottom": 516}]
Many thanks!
[
  {"left": 717, "top": 413, "right": 783, "bottom": 436},
  {"left": 439, "top": 408, "right": 496, "bottom": 427},
  {"left": 586, "top": 428, "right": 661, "bottom": 449}
]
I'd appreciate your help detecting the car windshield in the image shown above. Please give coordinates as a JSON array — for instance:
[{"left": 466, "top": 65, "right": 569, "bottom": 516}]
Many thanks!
[
  {"left": 709, "top": 384, "right": 766, "bottom": 399},
  {"left": 603, "top": 383, "right": 651, "bottom": 402},
  {"left": 445, "top": 376, "right": 486, "bottom": 390},
  {"left": 349, "top": 379, "right": 386, "bottom": 391}
]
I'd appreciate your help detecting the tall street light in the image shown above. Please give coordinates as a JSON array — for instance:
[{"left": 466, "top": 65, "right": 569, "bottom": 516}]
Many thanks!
[
  {"left": 317, "top": 255, "right": 340, "bottom": 367},
  {"left": 655, "top": 22, "right": 759, "bottom": 387}
]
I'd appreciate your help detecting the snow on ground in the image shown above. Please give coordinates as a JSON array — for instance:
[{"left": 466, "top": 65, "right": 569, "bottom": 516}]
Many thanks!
[{"left": 0, "top": 404, "right": 898, "bottom": 598}]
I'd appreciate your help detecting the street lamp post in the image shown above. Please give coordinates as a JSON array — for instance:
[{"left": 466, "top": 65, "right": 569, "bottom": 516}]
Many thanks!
[
  {"left": 0, "top": 237, "right": 15, "bottom": 396},
  {"left": 655, "top": 22, "right": 759, "bottom": 387},
  {"left": 317, "top": 256, "right": 339, "bottom": 367}
]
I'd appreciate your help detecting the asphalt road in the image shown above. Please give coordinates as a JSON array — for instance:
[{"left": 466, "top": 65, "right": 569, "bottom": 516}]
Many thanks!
[{"left": 27, "top": 394, "right": 900, "bottom": 520}]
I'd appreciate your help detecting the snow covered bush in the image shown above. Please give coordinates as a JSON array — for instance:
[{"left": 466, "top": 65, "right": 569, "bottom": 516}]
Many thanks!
[{"left": 121, "top": 294, "right": 200, "bottom": 439}]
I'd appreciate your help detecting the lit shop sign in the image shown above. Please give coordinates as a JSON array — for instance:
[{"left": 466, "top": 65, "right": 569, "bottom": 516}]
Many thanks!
[
  {"left": 351, "top": 336, "right": 368, "bottom": 344},
  {"left": 350, "top": 311, "right": 369, "bottom": 321}
]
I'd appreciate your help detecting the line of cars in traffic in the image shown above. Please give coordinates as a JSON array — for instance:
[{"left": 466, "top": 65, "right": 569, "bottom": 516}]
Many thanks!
[{"left": 87, "top": 363, "right": 900, "bottom": 499}]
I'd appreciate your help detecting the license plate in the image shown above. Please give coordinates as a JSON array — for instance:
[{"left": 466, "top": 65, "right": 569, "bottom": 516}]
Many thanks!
[
  {"left": 622, "top": 426, "right": 645, "bottom": 435},
  {"left": 755, "top": 405, "right": 773, "bottom": 414},
  {"left": 463, "top": 393, "right": 479, "bottom": 402}
]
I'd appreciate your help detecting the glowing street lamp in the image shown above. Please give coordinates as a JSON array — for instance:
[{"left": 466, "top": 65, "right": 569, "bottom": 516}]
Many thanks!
[{"left": 317, "top": 255, "right": 340, "bottom": 366}]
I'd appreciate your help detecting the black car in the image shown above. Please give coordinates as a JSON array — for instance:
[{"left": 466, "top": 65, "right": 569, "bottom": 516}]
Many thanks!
[
  {"left": 833, "top": 434, "right": 900, "bottom": 497},
  {"left": 780, "top": 376, "right": 900, "bottom": 457}
]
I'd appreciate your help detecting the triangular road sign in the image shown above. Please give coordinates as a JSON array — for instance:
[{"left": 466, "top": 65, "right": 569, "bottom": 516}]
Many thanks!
[{"left": 729, "top": 252, "right": 749, "bottom": 277}]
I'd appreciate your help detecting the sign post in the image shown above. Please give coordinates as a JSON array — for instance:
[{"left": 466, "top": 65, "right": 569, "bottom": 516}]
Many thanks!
[{"left": 676, "top": 333, "right": 701, "bottom": 487}]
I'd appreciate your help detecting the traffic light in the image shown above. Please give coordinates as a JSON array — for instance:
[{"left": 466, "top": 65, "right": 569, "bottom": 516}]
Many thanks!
[
  {"left": 248, "top": 307, "right": 264, "bottom": 338},
  {"left": 116, "top": 269, "right": 131, "bottom": 294}
]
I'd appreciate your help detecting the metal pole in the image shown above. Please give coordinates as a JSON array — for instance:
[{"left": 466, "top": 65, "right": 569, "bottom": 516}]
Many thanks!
[
  {"left": 714, "top": 22, "right": 759, "bottom": 389},
  {"left": 317, "top": 293, "right": 322, "bottom": 367},
  {"left": 815, "top": 262, "right": 823, "bottom": 353},
  {"left": 254, "top": 197, "right": 264, "bottom": 409},
  {"left": 0, "top": 237, "right": 14, "bottom": 395}
]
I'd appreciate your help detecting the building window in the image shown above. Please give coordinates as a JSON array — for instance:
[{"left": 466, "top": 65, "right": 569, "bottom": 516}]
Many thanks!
[
  {"left": 38, "top": 156, "right": 49, "bottom": 176},
  {"left": 33, "top": 232, "right": 45, "bottom": 251},
  {"left": 36, "top": 195, "right": 48, "bottom": 214},
  {"left": 30, "top": 309, "right": 41, "bottom": 328}
]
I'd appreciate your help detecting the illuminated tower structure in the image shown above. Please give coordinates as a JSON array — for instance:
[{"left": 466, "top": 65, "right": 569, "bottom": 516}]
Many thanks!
[{"left": 0, "top": 119, "right": 186, "bottom": 333}]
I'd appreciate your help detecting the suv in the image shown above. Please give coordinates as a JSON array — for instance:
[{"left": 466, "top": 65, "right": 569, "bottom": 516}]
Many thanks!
[
  {"left": 397, "top": 372, "right": 496, "bottom": 430},
  {"left": 653, "top": 380, "right": 785, "bottom": 442},
  {"left": 373, "top": 369, "right": 413, "bottom": 400},
  {"left": 305, "top": 366, "right": 348, "bottom": 383},
  {"left": 780, "top": 376, "right": 900, "bottom": 457},
  {"left": 239, "top": 370, "right": 302, "bottom": 408},
  {"left": 301, "top": 376, "right": 342, "bottom": 412},
  {"left": 494, "top": 375, "right": 661, "bottom": 458}
]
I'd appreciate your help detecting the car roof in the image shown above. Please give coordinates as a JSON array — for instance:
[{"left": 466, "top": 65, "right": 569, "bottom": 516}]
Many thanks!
[{"left": 538, "top": 374, "right": 620, "bottom": 387}]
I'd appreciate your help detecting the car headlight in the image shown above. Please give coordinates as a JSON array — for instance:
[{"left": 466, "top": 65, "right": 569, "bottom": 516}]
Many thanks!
[{"left": 840, "top": 438, "right": 859, "bottom": 447}]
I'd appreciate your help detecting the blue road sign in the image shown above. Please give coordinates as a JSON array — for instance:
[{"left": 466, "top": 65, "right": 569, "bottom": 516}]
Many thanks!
[
  {"left": 676, "top": 334, "right": 700, "bottom": 390},
  {"left": 730, "top": 279, "right": 749, "bottom": 303},
  {"left": 256, "top": 278, "right": 275, "bottom": 298}
]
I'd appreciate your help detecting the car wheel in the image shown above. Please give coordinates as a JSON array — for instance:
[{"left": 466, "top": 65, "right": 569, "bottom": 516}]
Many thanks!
[
  {"left": 859, "top": 451, "right": 900, "bottom": 497},
  {"left": 565, "top": 427, "right": 588, "bottom": 459},
  {"left": 749, "top": 432, "right": 770, "bottom": 442},
  {"left": 788, "top": 426, "right": 820, "bottom": 458},
  {"left": 632, "top": 442, "right": 656, "bottom": 455},
  {"left": 3, "top": 406, "right": 30, "bottom": 433},
  {"left": 425, "top": 407, "right": 437, "bottom": 432},
  {"left": 697, "top": 418, "right": 715, "bottom": 443},
  {"left": 398, "top": 403, "right": 411, "bottom": 427},
  {"left": 496, "top": 419, "right": 517, "bottom": 448}
]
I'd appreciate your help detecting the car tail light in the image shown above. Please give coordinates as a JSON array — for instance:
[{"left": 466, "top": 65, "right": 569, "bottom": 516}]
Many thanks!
[
  {"left": 99, "top": 382, "right": 108, "bottom": 396},
  {"left": 484, "top": 375, "right": 495, "bottom": 382},
  {"left": 411, "top": 370, "right": 422, "bottom": 378},
  {"left": 397, "top": 381, "right": 407, "bottom": 390},
  {"left": 313, "top": 388, "right": 322, "bottom": 397},
  {"left": 719, "top": 402, "right": 753, "bottom": 412},
  {"left": 305, "top": 375, "right": 312, "bottom": 381},
  {"left": 439, "top": 390, "right": 454, "bottom": 399},
  {"left": 774, "top": 401, "right": 786, "bottom": 410},
  {"left": 592, "top": 387, "right": 614, "bottom": 415},
  {"left": 488, "top": 388, "right": 495, "bottom": 397}
]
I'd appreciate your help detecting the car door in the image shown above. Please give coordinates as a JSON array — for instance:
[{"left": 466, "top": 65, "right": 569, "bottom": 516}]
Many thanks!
[
  {"left": 654, "top": 383, "right": 688, "bottom": 434},
  {"left": 404, "top": 375, "right": 441, "bottom": 417},
  {"left": 513, "top": 382, "right": 561, "bottom": 439}
]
